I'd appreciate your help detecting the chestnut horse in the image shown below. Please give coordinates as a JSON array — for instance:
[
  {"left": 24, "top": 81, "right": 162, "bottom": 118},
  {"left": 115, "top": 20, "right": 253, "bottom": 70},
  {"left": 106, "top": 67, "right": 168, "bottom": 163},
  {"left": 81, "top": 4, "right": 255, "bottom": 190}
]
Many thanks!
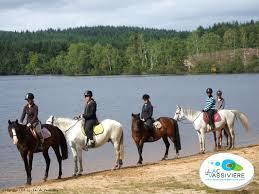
[
  {"left": 131, "top": 113, "right": 181, "bottom": 164},
  {"left": 8, "top": 120, "right": 68, "bottom": 185}
]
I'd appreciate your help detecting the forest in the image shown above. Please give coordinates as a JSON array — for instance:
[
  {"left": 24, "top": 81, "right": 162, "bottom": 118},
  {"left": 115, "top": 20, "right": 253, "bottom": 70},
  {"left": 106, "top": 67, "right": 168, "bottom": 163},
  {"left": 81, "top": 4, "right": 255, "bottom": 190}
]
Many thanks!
[{"left": 0, "top": 20, "right": 258, "bottom": 75}]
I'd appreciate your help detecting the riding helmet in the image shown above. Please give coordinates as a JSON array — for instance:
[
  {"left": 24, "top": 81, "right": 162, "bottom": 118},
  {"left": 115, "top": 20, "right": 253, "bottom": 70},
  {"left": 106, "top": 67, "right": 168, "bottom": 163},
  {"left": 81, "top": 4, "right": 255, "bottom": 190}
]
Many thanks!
[
  {"left": 206, "top": 88, "right": 213, "bottom": 94},
  {"left": 84, "top": 90, "right": 93, "bottom": 97},
  {"left": 25, "top": 93, "right": 34, "bottom": 100},
  {"left": 217, "top": 90, "right": 222, "bottom": 96},
  {"left": 142, "top": 94, "right": 150, "bottom": 100}
]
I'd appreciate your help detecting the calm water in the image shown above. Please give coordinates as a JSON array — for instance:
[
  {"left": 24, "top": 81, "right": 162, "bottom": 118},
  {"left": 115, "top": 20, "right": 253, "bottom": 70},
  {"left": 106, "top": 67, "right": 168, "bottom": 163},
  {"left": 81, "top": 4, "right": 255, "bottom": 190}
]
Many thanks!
[{"left": 0, "top": 74, "right": 258, "bottom": 188}]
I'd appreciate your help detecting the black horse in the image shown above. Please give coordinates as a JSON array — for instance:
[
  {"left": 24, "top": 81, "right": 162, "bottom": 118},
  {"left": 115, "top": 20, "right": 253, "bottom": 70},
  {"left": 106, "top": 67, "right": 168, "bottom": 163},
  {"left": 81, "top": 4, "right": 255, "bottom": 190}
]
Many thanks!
[{"left": 8, "top": 120, "right": 68, "bottom": 185}]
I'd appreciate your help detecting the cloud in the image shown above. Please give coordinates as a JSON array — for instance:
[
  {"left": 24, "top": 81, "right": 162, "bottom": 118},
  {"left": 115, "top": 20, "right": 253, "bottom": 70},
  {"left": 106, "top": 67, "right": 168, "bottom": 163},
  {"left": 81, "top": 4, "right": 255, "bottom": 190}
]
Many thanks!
[{"left": 0, "top": 0, "right": 258, "bottom": 31}]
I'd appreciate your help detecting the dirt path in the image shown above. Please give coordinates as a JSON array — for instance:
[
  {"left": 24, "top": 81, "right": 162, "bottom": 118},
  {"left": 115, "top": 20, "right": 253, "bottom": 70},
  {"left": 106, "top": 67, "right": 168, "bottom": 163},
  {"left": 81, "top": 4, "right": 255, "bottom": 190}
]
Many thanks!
[{"left": 1, "top": 145, "right": 259, "bottom": 194}]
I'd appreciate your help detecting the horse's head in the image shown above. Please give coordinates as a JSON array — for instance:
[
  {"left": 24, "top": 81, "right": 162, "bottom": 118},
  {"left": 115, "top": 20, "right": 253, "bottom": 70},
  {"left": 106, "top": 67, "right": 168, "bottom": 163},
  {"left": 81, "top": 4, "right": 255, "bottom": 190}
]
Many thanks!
[
  {"left": 131, "top": 113, "right": 144, "bottom": 132},
  {"left": 46, "top": 115, "right": 55, "bottom": 125},
  {"left": 174, "top": 106, "right": 184, "bottom": 121},
  {"left": 8, "top": 120, "right": 20, "bottom": 145}
]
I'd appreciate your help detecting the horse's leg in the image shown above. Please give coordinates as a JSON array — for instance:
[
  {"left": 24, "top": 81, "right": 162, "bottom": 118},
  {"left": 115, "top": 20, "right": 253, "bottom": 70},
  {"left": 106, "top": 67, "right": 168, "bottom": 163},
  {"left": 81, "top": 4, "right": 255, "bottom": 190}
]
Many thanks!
[
  {"left": 213, "top": 131, "right": 218, "bottom": 151},
  {"left": 169, "top": 137, "right": 179, "bottom": 159},
  {"left": 136, "top": 141, "right": 144, "bottom": 164},
  {"left": 52, "top": 145, "right": 62, "bottom": 179},
  {"left": 218, "top": 129, "right": 223, "bottom": 149},
  {"left": 225, "top": 123, "right": 232, "bottom": 149},
  {"left": 224, "top": 128, "right": 229, "bottom": 147},
  {"left": 42, "top": 149, "right": 50, "bottom": 181},
  {"left": 200, "top": 129, "right": 206, "bottom": 154},
  {"left": 162, "top": 136, "right": 170, "bottom": 160},
  {"left": 28, "top": 151, "right": 33, "bottom": 184},
  {"left": 70, "top": 145, "right": 78, "bottom": 176},
  {"left": 196, "top": 131, "right": 202, "bottom": 154},
  {"left": 112, "top": 141, "right": 120, "bottom": 170},
  {"left": 20, "top": 151, "right": 31, "bottom": 185},
  {"left": 77, "top": 148, "right": 83, "bottom": 175},
  {"left": 229, "top": 128, "right": 235, "bottom": 149}
]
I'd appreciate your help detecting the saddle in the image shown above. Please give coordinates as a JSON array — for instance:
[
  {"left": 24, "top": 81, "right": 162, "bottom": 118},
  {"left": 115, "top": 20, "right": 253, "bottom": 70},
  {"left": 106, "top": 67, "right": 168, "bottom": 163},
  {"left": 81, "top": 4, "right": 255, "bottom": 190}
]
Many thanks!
[
  {"left": 81, "top": 123, "right": 104, "bottom": 136},
  {"left": 203, "top": 112, "right": 221, "bottom": 124},
  {"left": 30, "top": 127, "right": 51, "bottom": 140}
]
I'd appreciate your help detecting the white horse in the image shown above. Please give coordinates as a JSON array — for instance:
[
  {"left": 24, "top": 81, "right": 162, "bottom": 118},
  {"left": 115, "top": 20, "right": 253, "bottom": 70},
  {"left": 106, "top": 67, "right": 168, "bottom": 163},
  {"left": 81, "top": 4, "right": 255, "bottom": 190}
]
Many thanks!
[
  {"left": 46, "top": 116, "right": 124, "bottom": 176},
  {"left": 173, "top": 106, "right": 250, "bottom": 153}
]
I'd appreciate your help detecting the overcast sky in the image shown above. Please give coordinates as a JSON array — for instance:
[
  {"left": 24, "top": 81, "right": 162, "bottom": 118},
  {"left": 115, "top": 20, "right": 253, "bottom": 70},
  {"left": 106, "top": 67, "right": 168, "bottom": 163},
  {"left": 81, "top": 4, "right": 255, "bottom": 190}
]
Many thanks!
[{"left": 0, "top": 0, "right": 259, "bottom": 31}]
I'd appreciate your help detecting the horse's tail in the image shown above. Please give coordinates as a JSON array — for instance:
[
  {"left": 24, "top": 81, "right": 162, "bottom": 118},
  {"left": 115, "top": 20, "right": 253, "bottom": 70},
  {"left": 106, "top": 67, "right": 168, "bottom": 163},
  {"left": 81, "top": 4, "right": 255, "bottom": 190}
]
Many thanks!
[
  {"left": 119, "top": 129, "right": 124, "bottom": 161},
  {"left": 57, "top": 128, "right": 68, "bottom": 160},
  {"left": 231, "top": 110, "right": 250, "bottom": 132},
  {"left": 172, "top": 119, "right": 181, "bottom": 151}
]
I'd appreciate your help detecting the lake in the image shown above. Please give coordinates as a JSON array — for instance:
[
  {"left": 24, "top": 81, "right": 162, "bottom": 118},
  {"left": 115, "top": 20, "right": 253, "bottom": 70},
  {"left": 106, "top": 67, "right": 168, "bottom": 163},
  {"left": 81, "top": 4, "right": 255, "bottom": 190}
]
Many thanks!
[{"left": 0, "top": 74, "right": 258, "bottom": 188}]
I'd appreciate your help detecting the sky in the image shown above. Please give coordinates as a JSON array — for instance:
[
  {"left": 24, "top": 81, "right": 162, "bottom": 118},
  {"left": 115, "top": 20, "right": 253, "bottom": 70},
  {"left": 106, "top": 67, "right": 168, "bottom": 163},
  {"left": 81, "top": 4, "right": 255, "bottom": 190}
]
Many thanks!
[{"left": 0, "top": 0, "right": 259, "bottom": 32}]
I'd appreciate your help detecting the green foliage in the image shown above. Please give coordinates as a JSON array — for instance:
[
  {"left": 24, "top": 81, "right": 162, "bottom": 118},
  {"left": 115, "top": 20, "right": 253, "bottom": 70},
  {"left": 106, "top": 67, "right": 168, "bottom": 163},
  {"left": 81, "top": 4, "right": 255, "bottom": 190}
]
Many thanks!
[{"left": 0, "top": 21, "right": 258, "bottom": 75}]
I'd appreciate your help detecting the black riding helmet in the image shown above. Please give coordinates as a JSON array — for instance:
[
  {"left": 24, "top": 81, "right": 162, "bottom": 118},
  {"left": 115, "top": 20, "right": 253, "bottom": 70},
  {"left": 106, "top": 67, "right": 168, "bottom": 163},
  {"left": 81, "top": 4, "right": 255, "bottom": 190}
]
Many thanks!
[
  {"left": 84, "top": 90, "right": 93, "bottom": 97},
  {"left": 142, "top": 94, "right": 150, "bottom": 100},
  {"left": 206, "top": 88, "right": 213, "bottom": 94},
  {"left": 25, "top": 93, "right": 34, "bottom": 100},
  {"left": 217, "top": 90, "right": 222, "bottom": 96}
]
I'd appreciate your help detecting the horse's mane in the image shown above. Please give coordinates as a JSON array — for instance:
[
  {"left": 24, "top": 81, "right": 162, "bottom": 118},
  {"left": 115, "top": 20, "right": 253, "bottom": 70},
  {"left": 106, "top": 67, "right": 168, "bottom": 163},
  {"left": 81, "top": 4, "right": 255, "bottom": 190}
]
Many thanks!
[{"left": 182, "top": 107, "right": 200, "bottom": 117}]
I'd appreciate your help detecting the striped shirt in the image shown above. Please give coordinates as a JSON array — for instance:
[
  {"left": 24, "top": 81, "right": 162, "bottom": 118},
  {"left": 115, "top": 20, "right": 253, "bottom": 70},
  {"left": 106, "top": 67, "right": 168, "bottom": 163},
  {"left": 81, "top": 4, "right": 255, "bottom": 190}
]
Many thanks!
[{"left": 204, "top": 96, "right": 216, "bottom": 111}]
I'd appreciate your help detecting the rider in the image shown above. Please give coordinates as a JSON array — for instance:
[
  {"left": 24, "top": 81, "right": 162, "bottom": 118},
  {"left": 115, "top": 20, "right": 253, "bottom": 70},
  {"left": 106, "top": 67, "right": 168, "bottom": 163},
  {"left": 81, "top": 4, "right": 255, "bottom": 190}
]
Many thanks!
[
  {"left": 216, "top": 90, "right": 225, "bottom": 110},
  {"left": 202, "top": 88, "right": 216, "bottom": 130},
  {"left": 83, "top": 90, "right": 98, "bottom": 148},
  {"left": 141, "top": 94, "right": 154, "bottom": 132},
  {"left": 20, "top": 93, "right": 44, "bottom": 150}
]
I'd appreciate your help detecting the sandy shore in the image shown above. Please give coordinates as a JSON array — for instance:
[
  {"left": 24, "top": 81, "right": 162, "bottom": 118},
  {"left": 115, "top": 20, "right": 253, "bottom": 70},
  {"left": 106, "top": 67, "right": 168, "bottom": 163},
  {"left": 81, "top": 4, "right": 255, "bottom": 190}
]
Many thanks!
[{"left": 1, "top": 145, "right": 259, "bottom": 194}]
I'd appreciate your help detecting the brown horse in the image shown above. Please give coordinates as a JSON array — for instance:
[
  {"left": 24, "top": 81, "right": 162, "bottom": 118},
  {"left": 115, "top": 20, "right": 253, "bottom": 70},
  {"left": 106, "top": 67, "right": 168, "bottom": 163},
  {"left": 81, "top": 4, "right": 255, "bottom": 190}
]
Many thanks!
[
  {"left": 8, "top": 120, "right": 68, "bottom": 185},
  {"left": 213, "top": 128, "right": 229, "bottom": 150},
  {"left": 131, "top": 113, "right": 181, "bottom": 164}
]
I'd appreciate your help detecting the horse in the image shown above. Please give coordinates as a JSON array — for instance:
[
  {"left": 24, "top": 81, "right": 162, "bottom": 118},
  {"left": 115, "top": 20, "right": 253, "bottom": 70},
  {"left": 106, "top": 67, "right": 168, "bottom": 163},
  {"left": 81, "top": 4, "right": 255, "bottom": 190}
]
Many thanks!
[
  {"left": 46, "top": 116, "right": 124, "bottom": 176},
  {"left": 173, "top": 106, "right": 250, "bottom": 153},
  {"left": 7, "top": 120, "right": 68, "bottom": 185},
  {"left": 131, "top": 113, "right": 181, "bottom": 164}
]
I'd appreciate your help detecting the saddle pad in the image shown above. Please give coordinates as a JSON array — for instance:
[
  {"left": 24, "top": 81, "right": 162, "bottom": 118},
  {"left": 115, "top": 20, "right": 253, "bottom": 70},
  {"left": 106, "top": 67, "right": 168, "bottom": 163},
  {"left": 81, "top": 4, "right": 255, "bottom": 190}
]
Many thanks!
[
  {"left": 30, "top": 127, "right": 51, "bottom": 140},
  {"left": 203, "top": 112, "right": 222, "bottom": 124},
  {"left": 42, "top": 127, "right": 51, "bottom": 139},
  {"left": 153, "top": 121, "right": 162, "bottom": 129},
  {"left": 93, "top": 124, "right": 104, "bottom": 135},
  {"left": 82, "top": 123, "right": 104, "bottom": 136}
]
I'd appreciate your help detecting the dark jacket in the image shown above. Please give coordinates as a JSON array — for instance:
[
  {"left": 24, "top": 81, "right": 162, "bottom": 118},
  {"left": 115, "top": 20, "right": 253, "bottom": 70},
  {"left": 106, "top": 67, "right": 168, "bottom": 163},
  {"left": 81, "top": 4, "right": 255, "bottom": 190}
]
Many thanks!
[
  {"left": 83, "top": 99, "right": 97, "bottom": 121},
  {"left": 141, "top": 101, "right": 153, "bottom": 121},
  {"left": 20, "top": 103, "right": 39, "bottom": 125}
]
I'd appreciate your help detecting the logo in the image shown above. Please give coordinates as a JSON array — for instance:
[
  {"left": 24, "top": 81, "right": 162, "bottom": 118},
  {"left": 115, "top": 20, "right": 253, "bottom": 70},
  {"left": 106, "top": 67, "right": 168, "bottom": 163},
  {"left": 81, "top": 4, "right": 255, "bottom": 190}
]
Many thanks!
[{"left": 200, "top": 153, "right": 254, "bottom": 190}]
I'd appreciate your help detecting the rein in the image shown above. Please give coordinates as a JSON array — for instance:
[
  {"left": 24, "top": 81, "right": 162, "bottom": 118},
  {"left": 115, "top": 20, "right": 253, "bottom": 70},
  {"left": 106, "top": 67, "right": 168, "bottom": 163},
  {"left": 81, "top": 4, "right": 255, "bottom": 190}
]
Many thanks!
[{"left": 64, "top": 119, "right": 82, "bottom": 133}]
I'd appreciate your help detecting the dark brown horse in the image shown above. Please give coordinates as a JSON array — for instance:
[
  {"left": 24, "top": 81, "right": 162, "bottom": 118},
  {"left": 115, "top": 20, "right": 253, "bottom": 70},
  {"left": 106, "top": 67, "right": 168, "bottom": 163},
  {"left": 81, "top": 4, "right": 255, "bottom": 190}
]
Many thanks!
[
  {"left": 131, "top": 113, "right": 181, "bottom": 164},
  {"left": 8, "top": 120, "right": 68, "bottom": 185}
]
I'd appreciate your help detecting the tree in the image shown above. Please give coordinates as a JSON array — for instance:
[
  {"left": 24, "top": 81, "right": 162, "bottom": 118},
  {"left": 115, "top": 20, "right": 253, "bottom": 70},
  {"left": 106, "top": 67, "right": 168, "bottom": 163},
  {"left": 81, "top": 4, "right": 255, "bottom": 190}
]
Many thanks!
[{"left": 25, "top": 52, "right": 39, "bottom": 75}]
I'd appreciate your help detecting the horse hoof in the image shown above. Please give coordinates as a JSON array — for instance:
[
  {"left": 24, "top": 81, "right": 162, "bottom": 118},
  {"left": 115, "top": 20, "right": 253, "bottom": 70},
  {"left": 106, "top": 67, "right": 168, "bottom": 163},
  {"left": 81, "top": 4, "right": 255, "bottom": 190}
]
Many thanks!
[
  {"left": 43, "top": 177, "right": 47, "bottom": 182},
  {"left": 77, "top": 173, "right": 82, "bottom": 176},
  {"left": 72, "top": 173, "right": 77, "bottom": 177},
  {"left": 26, "top": 181, "right": 31, "bottom": 185},
  {"left": 113, "top": 165, "right": 118, "bottom": 170},
  {"left": 137, "top": 162, "right": 142, "bottom": 165},
  {"left": 57, "top": 176, "right": 61, "bottom": 179},
  {"left": 176, "top": 154, "right": 180, "bottom": 159}
]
